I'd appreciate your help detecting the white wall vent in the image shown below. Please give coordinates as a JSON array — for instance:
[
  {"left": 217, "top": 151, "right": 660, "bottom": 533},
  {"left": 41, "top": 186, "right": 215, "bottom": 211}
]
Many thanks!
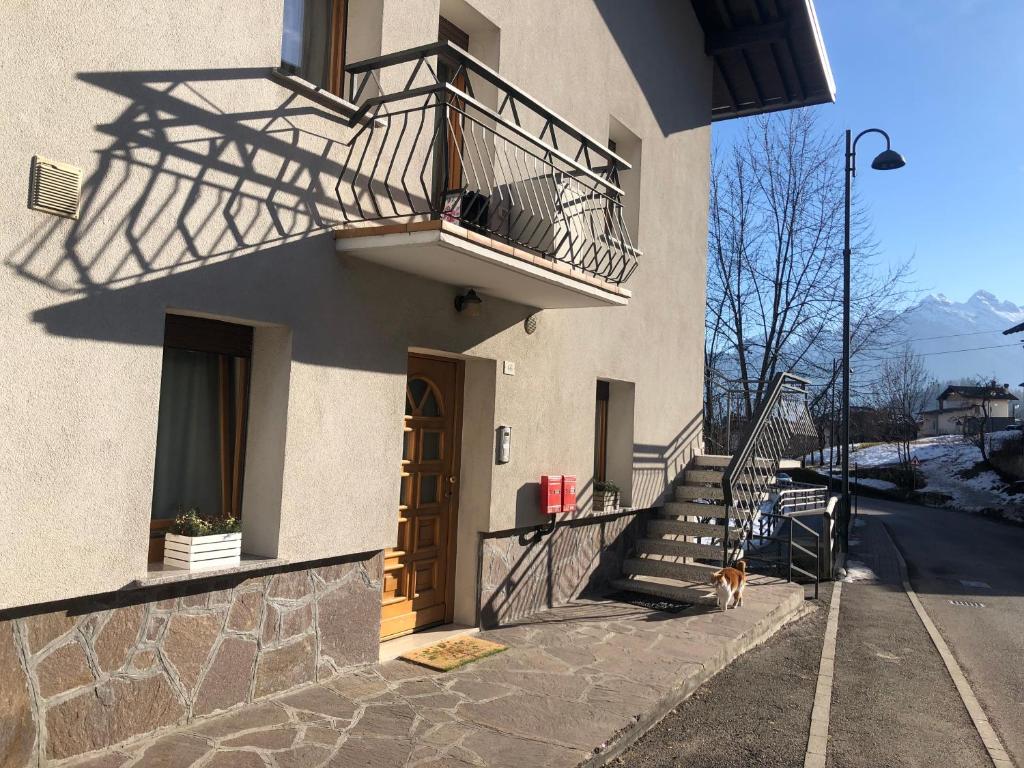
[{"left": 29, "top": 155, "right": 82, "bottom": 219}]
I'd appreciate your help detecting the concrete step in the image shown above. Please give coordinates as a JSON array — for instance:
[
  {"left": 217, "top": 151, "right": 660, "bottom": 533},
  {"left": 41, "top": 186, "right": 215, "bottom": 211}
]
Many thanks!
[
  {"left": 610, "top": 576, "right": 715, "bottom": 604},
  {"left": 692, "top": 454, "right": 732, "bottom": 468},
  {"left": 661, "top": 501, "right": 728, "bottom": 519},
  {"left": 636, "top": 537, "right": 723, "bottom": 560},
  {"left": 676, "top": 484, "right": 725, "bottom": 501},
  {"left": 779, "top": 459, "right": 802, "bottom": 470},
  {"left": 623, "top": 557, "right": 718, "bottom": 584},
  {"left": 683, "top": 469, "right": 724, "bottom": 484},
  {"left": 648, "top": 518, "right": 742, "bottom": 540}
]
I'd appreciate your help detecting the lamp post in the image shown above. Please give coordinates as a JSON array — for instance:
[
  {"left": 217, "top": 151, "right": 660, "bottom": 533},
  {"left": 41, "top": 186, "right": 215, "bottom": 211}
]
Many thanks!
[{"left": 839, "top": 128, "right": 906, "bottom": 564}]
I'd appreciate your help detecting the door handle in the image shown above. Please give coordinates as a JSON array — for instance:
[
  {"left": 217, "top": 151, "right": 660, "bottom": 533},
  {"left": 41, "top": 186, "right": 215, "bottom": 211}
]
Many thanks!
[{"left": 444, "top": 475, "right": 457, "bottom": 498}]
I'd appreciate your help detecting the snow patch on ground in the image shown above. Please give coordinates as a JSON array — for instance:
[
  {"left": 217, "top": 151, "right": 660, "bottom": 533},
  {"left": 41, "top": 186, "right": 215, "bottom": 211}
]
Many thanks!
[
  {"left": 807, "top": 433, "right": 1023, "bottom": 521},
  {"left": 843, "top": 559, "right": 878, "bottom": 582}
]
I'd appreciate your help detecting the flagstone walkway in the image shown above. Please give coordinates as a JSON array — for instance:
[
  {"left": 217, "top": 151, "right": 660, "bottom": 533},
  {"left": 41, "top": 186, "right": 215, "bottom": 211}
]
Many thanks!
[{"left": 65, "top": 577, "right": 804, "bottom": 768}]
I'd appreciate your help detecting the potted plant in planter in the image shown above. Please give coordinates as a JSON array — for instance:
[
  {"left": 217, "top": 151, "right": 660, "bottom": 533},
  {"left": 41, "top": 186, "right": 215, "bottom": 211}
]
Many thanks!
[
  {"left": 593, "top": 480, "right": 620, "bottom": 512},
  {"left": 163, "top": 508, "right": 242, "bottom": 571}
]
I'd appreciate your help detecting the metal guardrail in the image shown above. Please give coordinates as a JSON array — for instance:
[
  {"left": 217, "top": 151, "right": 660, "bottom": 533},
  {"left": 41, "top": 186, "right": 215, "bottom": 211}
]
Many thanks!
[
  {"left": 745, "top": 510, "right": 822, "bottom": 599},
  {"left": 336, "top": 41, "right": 641, "bottom": 284},
  {"left": 720, "top": 372, "right": 817, "bottom": 567}
]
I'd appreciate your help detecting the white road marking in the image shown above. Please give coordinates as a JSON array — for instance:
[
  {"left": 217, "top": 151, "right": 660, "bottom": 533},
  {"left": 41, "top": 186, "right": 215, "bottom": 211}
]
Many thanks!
[
  {"left": 881, "top": 525, "right": 1014, "bottom": 768},
  {"left": 803, "top": 580, "right": 841, "bottom": 768}
]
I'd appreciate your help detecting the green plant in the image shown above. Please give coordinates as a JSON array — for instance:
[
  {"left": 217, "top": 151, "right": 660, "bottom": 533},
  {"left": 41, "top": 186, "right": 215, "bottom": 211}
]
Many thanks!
[
  {"left": 169, "top": 508, "right": 241, "bottom": 537},
  {"left": 594, "top": 480, "right": 619, "bottom": 493}
]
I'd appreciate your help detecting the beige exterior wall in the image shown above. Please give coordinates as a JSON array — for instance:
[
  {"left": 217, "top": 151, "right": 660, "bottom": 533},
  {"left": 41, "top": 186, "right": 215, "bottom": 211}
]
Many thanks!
[{"left": 0, "top": 0, "right": 711, "bottom": 610}]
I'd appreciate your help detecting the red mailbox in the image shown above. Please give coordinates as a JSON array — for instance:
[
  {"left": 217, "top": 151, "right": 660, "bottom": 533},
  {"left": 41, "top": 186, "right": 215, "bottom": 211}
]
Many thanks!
[
  {"left": 561, "top": 475, "right": 577, "bottom": 514},
  {"left": 539, "top": 475, "right": 562, "bottom": 515}
]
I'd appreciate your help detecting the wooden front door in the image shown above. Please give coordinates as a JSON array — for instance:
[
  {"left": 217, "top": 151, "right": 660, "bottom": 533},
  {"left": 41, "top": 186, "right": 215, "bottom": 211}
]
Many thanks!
[{"left": 381, "top": 354, "right": 463, "bottom": 639}]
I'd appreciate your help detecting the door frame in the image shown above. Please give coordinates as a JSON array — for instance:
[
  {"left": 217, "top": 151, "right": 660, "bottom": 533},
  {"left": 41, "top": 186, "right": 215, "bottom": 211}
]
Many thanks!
[{"left": 395, "top": 352, "right": 465, "bottom": 635}]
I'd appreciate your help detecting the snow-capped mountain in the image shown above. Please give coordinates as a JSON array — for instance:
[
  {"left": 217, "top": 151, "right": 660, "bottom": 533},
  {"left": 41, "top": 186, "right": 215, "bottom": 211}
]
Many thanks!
[{"left": 891, "top": 290, "right": 1024, "bottom": 385}]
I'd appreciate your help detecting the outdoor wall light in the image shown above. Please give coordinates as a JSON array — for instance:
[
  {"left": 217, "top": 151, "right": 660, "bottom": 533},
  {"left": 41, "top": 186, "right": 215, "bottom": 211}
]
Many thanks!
[
  {"left": 870, "top": 147, "right": 907, "bottom": 171},
  {"left": 454, "top": 289, "right": 483, "bottom": 316}
]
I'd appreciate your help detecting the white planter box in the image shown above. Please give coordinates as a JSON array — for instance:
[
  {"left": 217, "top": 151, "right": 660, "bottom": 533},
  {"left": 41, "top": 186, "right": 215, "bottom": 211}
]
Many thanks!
[{"left": 163, "top": 532, "right": 242, "bottom": 571}]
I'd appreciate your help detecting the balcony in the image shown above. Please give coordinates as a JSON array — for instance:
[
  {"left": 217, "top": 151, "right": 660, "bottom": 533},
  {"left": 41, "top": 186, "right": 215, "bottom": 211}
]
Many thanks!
[{"left": 332, "top": 42, "right": 639, "bottom": 309}]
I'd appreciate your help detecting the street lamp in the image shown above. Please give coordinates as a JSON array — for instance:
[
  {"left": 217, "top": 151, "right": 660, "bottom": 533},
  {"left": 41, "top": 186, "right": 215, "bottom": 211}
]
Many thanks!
[{"left": 838, "top": 128, "right": 906, "bottom": 567}]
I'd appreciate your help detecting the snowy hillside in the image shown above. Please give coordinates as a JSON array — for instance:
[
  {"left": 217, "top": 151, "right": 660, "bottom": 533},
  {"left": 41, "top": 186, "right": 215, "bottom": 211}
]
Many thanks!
[
  {"left": 891, "top": 290, "right": 1024, "bottom": 385},
  {"left": 807, "top": 433, "right": 1023, "bottom": 522}
]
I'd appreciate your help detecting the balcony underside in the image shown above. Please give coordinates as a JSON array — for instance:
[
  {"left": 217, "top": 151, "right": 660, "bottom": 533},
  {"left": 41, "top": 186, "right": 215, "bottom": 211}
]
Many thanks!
[{"left": 334, "top": 220, "right": 631, "bottom": 309}]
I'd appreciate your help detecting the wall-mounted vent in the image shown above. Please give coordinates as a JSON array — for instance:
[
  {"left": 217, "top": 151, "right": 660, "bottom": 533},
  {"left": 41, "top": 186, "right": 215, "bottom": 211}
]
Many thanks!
[{"left": 29, "top": 155, "right": 82, "bottom": 220}]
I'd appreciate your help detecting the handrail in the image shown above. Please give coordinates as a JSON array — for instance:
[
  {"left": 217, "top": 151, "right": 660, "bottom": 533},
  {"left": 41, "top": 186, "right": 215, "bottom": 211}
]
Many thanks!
[
  {"left": 335, "top": 41, "right": 641, "bottom": 285},
  {"left": 720, "top": 371, "right": 816, "bottom": 568},
  {"left": 345, "top": 41, "right": 630, "bottom": 171}
]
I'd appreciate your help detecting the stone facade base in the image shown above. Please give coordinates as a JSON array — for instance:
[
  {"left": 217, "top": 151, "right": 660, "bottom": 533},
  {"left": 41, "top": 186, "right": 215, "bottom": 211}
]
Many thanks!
[
  {"left": 478, "top": 509, "right": 647, "bottom": 628},
  {"left": 0, "top": 551, "right": 382, "bottom": 766}
]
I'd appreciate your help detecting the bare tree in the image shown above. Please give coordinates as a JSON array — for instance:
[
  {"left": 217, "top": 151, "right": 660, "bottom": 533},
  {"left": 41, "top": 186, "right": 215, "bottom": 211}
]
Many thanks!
[
  {"left": 871, "top": 347, "right": 932, "bottom": 470},
  {"left": 706, "top": 110, "right": 912, "bottom": 429}
]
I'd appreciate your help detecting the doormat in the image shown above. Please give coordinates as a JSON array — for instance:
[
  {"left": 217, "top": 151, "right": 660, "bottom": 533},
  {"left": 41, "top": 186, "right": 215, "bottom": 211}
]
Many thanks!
[{"left": 400, "top": 637, "right": 507, "bottom": 671}]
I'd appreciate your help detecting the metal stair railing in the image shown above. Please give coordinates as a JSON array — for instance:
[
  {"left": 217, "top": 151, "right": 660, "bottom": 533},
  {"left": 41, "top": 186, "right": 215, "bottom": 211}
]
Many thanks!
[{"left": 720, "top": 372, "right": 817, "bottom": 568}]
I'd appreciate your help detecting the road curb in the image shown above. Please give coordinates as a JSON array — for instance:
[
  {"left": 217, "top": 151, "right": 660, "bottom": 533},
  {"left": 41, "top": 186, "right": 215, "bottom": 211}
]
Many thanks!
[
  {"left": 880, "top": 523, "right": 1015, "bottom": 768},
  {"left": 581, "top": 584, "right": 806, "bottom": 767},
  {"left": 803, "top": 580, "right": 841, "bottom": 768}
]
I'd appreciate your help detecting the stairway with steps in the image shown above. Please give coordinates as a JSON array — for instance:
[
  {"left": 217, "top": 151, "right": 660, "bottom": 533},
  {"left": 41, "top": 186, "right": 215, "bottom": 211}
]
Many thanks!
[{"left": 612, "top": 454, "right": 751, "bottom": 605}]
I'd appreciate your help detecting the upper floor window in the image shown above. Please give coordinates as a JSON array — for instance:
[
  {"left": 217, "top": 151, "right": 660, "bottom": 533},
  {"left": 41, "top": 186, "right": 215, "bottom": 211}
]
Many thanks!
[{"left": 280, "top": 0, "right": 348, "bottom": 96}]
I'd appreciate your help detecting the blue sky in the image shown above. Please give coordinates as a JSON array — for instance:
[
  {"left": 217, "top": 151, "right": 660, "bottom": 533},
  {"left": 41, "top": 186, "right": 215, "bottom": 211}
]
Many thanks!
[{"left": 712, "top": 0, "right": 1024, "bottom": 306}]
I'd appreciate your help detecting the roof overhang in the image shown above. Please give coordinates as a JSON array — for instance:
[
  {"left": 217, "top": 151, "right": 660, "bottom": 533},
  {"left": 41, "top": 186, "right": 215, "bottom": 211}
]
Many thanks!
[
  {"left": 1003, "top": 321, "right": 1024, "bottom": 335},
  {"left": 691, "top": 0, "right": 836, "bottom": 121}
]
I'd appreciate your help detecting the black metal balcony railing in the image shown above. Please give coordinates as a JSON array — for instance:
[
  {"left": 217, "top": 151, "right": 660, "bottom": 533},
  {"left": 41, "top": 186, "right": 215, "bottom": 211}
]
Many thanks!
[{"left": 336, "top": 42, "right": 640, "bottom": 285}]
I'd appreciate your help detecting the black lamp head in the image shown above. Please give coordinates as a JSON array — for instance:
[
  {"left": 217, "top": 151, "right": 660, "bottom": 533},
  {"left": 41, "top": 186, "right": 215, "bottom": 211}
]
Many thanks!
[
  {"left": 454, "top": 288, "right": 483, "bottom": 316},
  {"left": 871, "top": 148, "right": 906, "bottom": 171}
]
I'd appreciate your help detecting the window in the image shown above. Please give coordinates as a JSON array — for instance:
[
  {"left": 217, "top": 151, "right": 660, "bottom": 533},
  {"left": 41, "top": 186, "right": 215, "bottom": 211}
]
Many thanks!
[
  {"left": 280, "top": 0, "right": 348, "bottom": 96},
  {"left": 149, "top": 315, "right": 253, "bottom": 561},
  {"left": 594, "top": 380, "right": 610, "bottom": 482}
]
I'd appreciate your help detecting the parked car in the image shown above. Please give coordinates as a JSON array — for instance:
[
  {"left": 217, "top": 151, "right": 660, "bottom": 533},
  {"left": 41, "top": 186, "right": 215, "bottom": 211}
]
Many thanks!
[
  {"left": 775, "top": 472, "right": 794, "bottom": 487},
  {"left": 1002, "top": 423, "right": 1022, "bottom": 432}
]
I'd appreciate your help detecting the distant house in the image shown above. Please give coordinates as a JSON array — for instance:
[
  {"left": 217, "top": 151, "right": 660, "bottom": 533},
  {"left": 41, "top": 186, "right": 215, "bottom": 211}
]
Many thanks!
[{"left": 918, "top": 384, "right": 1019, "bottom": 437}]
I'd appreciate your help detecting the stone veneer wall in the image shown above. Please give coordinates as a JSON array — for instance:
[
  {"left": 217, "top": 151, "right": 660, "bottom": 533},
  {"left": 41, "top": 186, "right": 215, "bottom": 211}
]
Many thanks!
[
  {"left": 478, "top": 509, "right": 648, "bottom": 628},
  {"left": 0, "top": 551, "right": 382, "bottom": 767}
]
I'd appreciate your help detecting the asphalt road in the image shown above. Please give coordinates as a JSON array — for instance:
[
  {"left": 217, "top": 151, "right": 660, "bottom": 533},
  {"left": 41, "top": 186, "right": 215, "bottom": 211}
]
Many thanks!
[{"left": 859, "top": 496, "right": 1024, "bottom": 766}]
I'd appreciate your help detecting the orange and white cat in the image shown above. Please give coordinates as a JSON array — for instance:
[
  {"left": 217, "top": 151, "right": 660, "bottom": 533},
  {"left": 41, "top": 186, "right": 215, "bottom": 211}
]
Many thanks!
[{"left": 711, "top": 560, "right": 747, "bottom": 611}]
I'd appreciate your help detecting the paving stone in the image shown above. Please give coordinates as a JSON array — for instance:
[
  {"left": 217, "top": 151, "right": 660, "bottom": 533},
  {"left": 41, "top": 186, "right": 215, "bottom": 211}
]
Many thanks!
[
  {"left": 0, "top": 620, "right": 35, "bottom": 768},
  {"left": 481, "top": 669, "right": 590, "bottom": 701},
  {"left": 22, "top": 611, "right": 77, "bottom": 654},
  {"left": 349, "top": 701, "right": 417, "bottom": 739},
  {"left": 94, "top": 604, "right": 145, "bottom": 673},
  {"left": 45, "top": 675, "right": 185, "bottom": 760},
  {"left": 325, "top": 671, "right": 391, "bottom": 700},
  {"left": 163, "top": 612, "right": 223, "bottom": 693},
  {"left": 301, "top": 725, "right": 342, "bottom": 746},
  {"left": 272, "top": 743, "right": 332, "bottom": 768},
  {"left": 63, "top": 751, "right": 132, "bottom": 768},
  {"left": 278, "top": 685, "right": 357, "bottom": 720},
  {"left": 461, "top": 725, "right": 587, "bottom": 768},
  {"left": 445, "top": 677, "right": 514, "bottom": 702},
  {"left": 129, "top": 649, "right": 158, "bottom": 672},
  {"left": 316, "top": 578, "right": 380, "bottom": 670},
  {"left": 132, "top": 733, "right": 211, "bottom": 767},
  {"left": 203, "top": 751, "right": 267, "bottom": 768},
  {"left": 145, "top": 615, "right": 167, "bottom": 642},
  {"left": 253, "top": 635, "right": 316, "bottom": 699},
  {"left": 326, "top": 736, "right": 414, "bottom": 767},
  {"left": 226, "top": 591, "right": 263, "bottom": 633},
  {"left": 260, "top": 604, "right": 280, "bottom": 645},
  {"left": 457, "top": 692, "right": 629, "bottom": 752},
  {"left": 280, "top": 604, "right": 313, "bottom": 640},
  {"left": 180, "top": 592, "right": 210, "bottom": 609},
  {"left": 268, "top": 571, "right": 311, "bottom": 600},
  {"left": 188, "top": 702, "right": 289, "bottom": 738},
  {"left": 193, "top": 637, "right": 258, "bottom": 716},
  {"left": 35, "top": 640, "right": 95, "bottom": 697},
  {"left": 222, "top": 726, "right": 299, "bottom": 749}
]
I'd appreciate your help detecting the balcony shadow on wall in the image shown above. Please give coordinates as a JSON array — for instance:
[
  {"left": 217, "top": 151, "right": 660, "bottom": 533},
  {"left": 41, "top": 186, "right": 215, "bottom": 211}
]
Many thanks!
[
  {"left": 592, "top": 0, "right": 711, "bottom": 136},
  {"left": 6, "top": 66, "right": 531, "bottom": 365}
]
